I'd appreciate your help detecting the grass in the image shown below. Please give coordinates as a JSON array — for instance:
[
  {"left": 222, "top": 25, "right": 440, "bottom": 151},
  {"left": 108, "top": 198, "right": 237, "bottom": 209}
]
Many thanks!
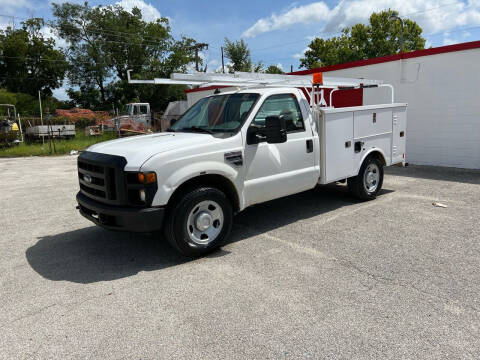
[{"left": 0, "top": 131, "right": 117, "bottom": 157}]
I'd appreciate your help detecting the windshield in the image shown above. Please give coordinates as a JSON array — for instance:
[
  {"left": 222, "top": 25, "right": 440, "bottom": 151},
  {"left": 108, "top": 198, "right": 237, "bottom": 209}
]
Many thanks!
[
  {"left": 171, "top": 93, "right": 259, "bottom": 133},
  {"left": 122, "top": 104, "right": 133, "bottom": 116}
]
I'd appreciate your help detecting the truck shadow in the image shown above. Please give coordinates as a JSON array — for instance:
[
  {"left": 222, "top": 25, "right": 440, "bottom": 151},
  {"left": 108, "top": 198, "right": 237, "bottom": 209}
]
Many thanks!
[
  {"left": 26, "top": 228, "right": 185, "bottom": 284},
  {"left": 229, "top": 185, "right": 393, "bottom": 245},
  {"left": 26, "top": 184, "right": 393, "bottom": 284}
]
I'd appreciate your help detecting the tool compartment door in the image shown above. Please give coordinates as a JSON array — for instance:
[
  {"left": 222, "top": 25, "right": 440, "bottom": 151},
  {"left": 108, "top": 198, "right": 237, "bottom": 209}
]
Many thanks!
[
  {"left": 391, "top": 106, "right": 407, "bottom": 164},
  {"left": 320, "top": 111, "right": 355, "bottom": 183},
  {"left": 353, "top": 108, "right": 393, "bottom": 140},
  {"left": 353, "top": 108, "right": 393, "bottom": 171}
]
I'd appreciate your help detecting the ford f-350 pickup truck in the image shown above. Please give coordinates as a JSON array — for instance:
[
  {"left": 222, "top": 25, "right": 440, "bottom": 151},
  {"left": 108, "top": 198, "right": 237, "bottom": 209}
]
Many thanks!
[{"left": 77, "top": 73, "right": 406, "bottom": 256}]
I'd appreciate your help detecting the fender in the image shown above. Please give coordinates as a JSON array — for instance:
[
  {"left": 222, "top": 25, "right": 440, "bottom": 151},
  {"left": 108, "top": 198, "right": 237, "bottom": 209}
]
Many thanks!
[
  {"left": 355, "top": 148, "right": 388, "bottom": 175},
  {"left": 151, "top": 160, "right": 243, "bottom": 208}
]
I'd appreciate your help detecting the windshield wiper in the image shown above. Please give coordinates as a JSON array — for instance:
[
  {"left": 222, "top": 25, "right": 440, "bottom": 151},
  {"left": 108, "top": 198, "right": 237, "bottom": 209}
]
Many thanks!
[{"left": 180, "top": 126, "right": 214, "bottom": 134}]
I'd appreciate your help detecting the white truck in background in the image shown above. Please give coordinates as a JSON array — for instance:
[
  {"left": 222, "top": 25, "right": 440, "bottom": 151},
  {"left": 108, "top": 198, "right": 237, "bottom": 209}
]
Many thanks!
[{"left": 76, "top": 72, "right": 406, "bottom": 256}]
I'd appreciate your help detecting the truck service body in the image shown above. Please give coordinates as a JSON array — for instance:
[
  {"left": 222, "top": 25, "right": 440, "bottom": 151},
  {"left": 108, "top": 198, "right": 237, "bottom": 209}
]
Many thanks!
[{"left": 77, "top": 72, "right": 407, "bottom": 256}]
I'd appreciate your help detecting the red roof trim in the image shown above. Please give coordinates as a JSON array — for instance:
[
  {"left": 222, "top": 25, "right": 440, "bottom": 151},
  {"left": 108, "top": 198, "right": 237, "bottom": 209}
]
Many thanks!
[
  {"left": 289, "top": 40, "right": 480, "bottom": 75},
  {"left": 184, "top": 85, "right": 231, "bottom": 93}
]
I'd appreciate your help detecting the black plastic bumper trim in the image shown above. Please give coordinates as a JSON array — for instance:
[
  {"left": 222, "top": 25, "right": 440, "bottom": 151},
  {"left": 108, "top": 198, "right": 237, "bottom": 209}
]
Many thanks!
[{"left": 76, "top": 191, "right": 164, "bottom": 232}]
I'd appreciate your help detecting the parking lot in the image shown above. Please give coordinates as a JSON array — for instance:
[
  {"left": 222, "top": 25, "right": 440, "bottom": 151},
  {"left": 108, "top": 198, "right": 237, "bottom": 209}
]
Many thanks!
[{"left": 1, "top": 155, "right": 480, "bottom": 359}]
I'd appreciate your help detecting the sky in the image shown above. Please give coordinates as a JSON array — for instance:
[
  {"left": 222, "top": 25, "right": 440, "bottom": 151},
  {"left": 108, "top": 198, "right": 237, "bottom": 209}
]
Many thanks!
[{"left": 1, "top": 0, "right": 480, "bottom": 100}]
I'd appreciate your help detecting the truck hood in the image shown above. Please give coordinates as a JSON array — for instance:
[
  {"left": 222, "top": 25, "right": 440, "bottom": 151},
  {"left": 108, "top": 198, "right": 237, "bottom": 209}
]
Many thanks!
[{"left": 87, "top": 132, "right": 212, "bottom": 170}]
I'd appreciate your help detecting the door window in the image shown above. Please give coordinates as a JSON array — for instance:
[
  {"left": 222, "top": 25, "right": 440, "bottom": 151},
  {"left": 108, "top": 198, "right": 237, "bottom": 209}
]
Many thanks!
[
  {"left": 135, "top": 105, "right": 148, "bottom": 115},
  {"left": 251, "top": 93, "right": 305, "bottom": 132}
]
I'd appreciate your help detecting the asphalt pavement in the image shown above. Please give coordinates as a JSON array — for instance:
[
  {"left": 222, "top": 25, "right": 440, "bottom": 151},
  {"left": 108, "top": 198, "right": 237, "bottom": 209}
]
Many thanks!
[{"left": 1, "top": 155, "right": 479, "bottom": 359}]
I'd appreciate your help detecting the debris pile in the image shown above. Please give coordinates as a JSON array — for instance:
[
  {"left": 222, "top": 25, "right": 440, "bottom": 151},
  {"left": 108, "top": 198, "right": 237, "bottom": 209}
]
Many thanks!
[{"left": 55, "top": 108, "right": 111, "bottom": 124}]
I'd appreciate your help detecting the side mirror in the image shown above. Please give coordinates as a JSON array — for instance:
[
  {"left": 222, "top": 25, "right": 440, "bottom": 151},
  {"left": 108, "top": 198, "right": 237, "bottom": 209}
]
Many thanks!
[{"left": 264, "top": 115, "right": 287, "bottom": 144}]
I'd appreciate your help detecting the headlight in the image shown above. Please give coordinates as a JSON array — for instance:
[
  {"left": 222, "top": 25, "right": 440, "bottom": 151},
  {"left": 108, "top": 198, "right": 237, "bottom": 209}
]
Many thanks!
[{"left": 126, "top": 171, "right": 158, "bottom": 206}]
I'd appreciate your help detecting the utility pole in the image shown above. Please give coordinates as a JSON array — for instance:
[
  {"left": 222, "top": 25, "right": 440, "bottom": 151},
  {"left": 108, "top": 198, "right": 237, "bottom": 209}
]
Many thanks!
[
  {"left": 221, "top": 46, "right": 225, "bottom": 73},
  {"left": 189, "top": 43, "right": 209, "bottom": 72},
  {"left": 389, "top": 11, "right": 405, "bottom": 82},
  {"left": 38, "top": 91, "right": 43, "bottom": 126},
  {"left": 389, "top": 11, "right": 404, "bottom": 53}
]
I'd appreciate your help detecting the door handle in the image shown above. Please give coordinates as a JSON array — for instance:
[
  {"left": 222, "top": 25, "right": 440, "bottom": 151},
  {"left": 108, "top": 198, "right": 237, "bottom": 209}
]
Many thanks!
[{"left": 306, "top": 139, "right": 313, "bottom": 153}]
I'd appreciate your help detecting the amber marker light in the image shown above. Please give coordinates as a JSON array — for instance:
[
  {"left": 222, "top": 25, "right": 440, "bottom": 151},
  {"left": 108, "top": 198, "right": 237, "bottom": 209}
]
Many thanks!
[
  {"left": 144, "top": 172, "right": 157, "bottom": 184},
  {"left": 138, "top": 172, "right": 156, "bottom": 184},
  {"left": 312, "top": 72, "right": 323, "bottom": 85}
]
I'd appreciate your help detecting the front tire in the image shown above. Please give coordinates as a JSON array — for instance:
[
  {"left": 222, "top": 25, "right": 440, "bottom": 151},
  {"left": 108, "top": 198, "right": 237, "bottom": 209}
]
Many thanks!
[
  {"left": 348, "top": 156, "right": 384, "bottom": 200},
  {"left": 164, "top": 187, "right": 233, "bottom": 256}
]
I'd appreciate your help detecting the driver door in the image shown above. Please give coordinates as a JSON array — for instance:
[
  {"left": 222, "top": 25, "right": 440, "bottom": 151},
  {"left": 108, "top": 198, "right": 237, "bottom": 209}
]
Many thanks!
[{"left": 243, "top": 92, "right": 317, "bottom": 206}]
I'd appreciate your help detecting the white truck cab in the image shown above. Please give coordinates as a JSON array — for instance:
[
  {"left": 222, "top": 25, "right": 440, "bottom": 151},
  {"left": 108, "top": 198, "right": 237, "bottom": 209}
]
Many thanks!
[{"left": 77, "top": 73, "right": 406, "bottom": 256}]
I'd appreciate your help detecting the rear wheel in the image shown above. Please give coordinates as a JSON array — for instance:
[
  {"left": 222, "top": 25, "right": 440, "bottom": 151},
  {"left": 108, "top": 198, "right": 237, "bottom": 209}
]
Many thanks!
[
  {"left": 348, "top": 156, "right": 384, "bottom": 200},
  {"left": 164, "top": 187, "right": 233, "bottom": 256}
]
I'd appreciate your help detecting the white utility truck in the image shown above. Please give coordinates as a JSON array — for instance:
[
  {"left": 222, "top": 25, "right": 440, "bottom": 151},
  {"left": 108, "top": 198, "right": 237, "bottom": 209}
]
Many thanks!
[{"left": 76, "top": 72, "right": 406, "bottom": 256}]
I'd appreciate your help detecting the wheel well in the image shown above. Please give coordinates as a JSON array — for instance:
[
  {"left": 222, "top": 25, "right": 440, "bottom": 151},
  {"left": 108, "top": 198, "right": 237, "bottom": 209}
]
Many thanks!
[
  {"left": 168, "top": 174, "right": 240, "bottom": 213},
  {"left": 367, "top": 151, "right": 386, "bottom": 166}
]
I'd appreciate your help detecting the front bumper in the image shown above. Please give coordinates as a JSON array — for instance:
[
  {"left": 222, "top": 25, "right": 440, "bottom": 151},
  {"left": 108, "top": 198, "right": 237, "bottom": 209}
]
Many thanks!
[{"left": 76, "top": 191, "right": 165, "bottom": 232}]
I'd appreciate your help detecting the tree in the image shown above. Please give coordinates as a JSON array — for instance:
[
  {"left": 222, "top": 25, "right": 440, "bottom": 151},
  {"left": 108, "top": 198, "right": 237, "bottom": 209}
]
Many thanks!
[
  {"left": 265, "top": 65, "right": 284, "bottom": 74},
  {"left": 0, "top": 88, "right": 69, "bottom": 116},
  {"left": 66, "top": 86, "right": 101, "bottom": 109},
  {"left": 92, "top": 5, "right": 197, "bottom": 81},
  {"left": 300, "top": 10, "right": 426, "bottom": 69},
  {"left": 223, "top": 38, "right": 265, "bottom": 73},
  {"left": 51, "top": 1, "right": 198, "bottom": 110},
  {"left": 223, "top": 38, "right": 253, "bottom": 72},
  {"left": 0, "top": 18, "right": 67, "bottom": 96},
  {"left": 51, "top": 2, "right": 112, "bottom": 103}
]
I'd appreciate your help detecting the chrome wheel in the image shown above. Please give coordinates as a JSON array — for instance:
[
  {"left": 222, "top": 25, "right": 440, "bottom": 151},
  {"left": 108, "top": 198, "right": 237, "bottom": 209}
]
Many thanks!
[
  {"left": 186, "top": 200, "right": 224, "bottom": 245},
  {"left": 363, "top": 163, "right": 380, "bottom": 193}
]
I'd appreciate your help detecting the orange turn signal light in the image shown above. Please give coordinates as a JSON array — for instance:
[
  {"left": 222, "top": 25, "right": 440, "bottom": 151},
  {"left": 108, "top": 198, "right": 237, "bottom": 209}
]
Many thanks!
[
  {"left": 312, "top": 72, "right": 323, "bottom": 85},
  {"left": 138, "top": 172, "right": 156, "bottom": 184}
]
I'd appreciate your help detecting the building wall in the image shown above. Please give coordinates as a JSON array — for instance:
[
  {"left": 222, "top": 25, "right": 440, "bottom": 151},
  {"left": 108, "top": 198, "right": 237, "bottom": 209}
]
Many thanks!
[{"left": 321, "top": 48, "right": 480, "bottom": 169}]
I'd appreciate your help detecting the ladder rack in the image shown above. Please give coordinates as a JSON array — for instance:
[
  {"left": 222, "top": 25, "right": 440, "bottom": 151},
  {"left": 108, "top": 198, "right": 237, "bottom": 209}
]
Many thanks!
[{"left": 127, "top": 70, "right": 394, "bottom": 107}]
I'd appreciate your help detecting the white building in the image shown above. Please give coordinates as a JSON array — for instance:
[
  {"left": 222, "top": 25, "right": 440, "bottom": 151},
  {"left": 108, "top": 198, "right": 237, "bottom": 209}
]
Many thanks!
[
  {"left": 185, "top": 41, "right": 480, "bottom": 169},
  {"left": 291, "top": 41, "right": 480, "bottom": 169}
]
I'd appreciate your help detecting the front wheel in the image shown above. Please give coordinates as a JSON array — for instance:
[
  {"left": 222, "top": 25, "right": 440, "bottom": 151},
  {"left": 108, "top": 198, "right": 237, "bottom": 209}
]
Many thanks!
[
  {"left": 163, "top": 187, "right": 233, "bottom": 256},
  {"left": 348, "top": 157, "right": 384, "bottom": 200}
]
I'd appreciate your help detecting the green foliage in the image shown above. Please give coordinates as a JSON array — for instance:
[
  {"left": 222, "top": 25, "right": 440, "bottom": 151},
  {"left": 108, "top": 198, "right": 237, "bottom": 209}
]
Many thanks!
[
  {"left": 104, "top": 80, "right": 187, "bottom": 114},
  {"left": 0, "top": 18, "right": 67, "bottom": 96},
  {"left": 222, "top": 38, "right": 265, "bottom": 73},
  {"left": 223, "top": 38, "right": 253, "bottom": 72},
  {"left": 0, "top": 2, "right": 204, "bottom": 113},
  {"left": 69, "top": 117, "right": 96, "bottom": 129},
  {"left": 51, "top": 2, "right": 114, "bottom": 103},
  {"left": 0, "top": 89, "right": 68, "bottom": 117},
  {"left": 51, "top": 1, "right": 197, "bottom": 110},
  {"left": 300, "top": 10, "right": 426, "bottom": 69},
  {"left": 265, "top": 65, "right": 284, "bottom": 74},
  {"left": 66, "top": 86, "right": 102, "bottom": 109},
  {"left": 0, "top": 131, "right": 116, "bottom": 157}
]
